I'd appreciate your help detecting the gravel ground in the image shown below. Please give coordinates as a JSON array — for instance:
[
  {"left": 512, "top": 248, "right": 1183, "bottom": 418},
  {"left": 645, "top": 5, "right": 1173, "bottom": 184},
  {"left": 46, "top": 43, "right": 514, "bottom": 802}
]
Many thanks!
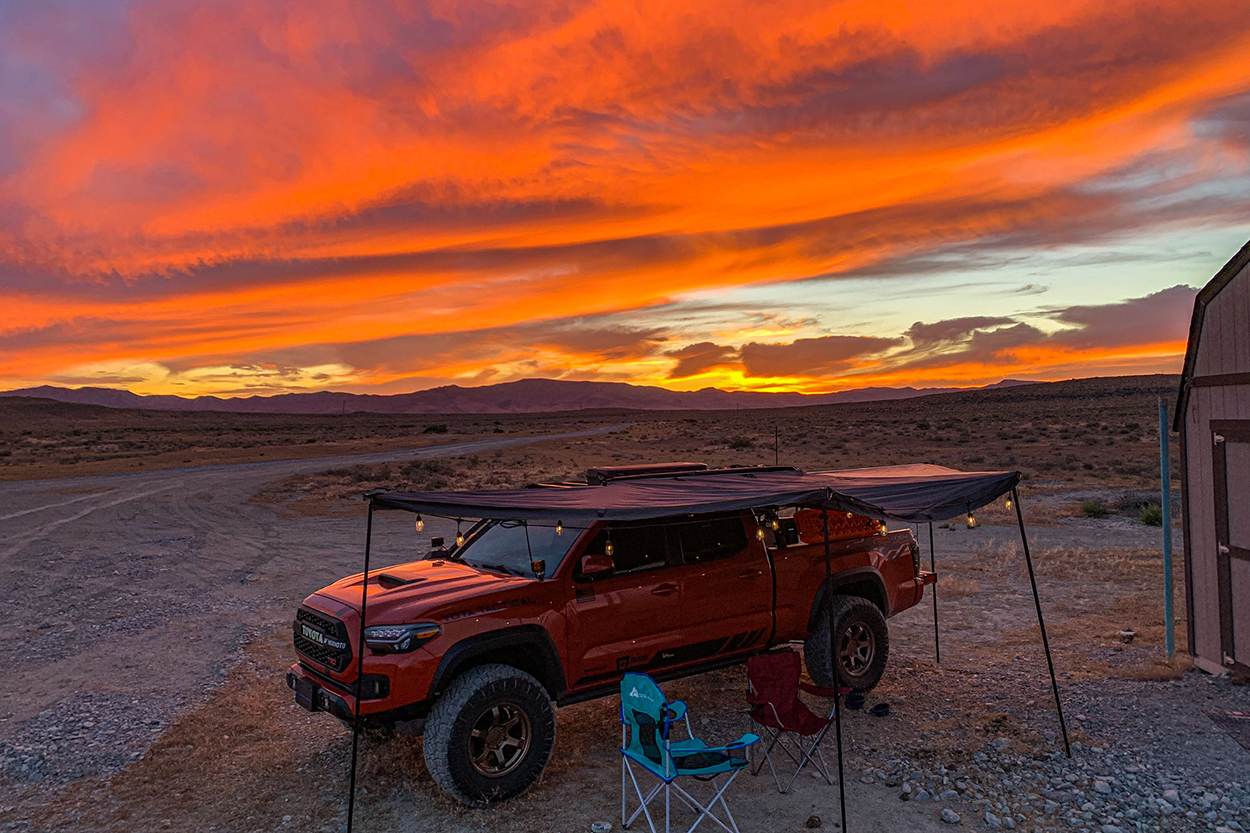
[{"left": 0, "top": 440, "right": 1247, "bottom": 832}]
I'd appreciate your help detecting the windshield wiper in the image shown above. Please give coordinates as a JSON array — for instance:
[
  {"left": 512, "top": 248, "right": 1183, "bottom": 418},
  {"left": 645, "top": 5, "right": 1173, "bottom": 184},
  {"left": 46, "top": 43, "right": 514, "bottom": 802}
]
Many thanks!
[{"left": 474, "top": 562, "right": 524, "bottom": 576}]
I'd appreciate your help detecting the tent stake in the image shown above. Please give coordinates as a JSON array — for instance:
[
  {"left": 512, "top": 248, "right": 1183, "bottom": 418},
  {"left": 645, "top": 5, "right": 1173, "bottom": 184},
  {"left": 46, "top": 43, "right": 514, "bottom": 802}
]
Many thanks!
[
  {"left": 824, "top": 508, "right": 848, "bottom": 833},
  {"left": 1012, "top": 487, "right": 1070, "bottom": 758},
  {"left": 347, "top": 500, "right": 375, "bottom": 833},
  {"left": 929, "top": 522, "right": 940, "bottom": 664}
]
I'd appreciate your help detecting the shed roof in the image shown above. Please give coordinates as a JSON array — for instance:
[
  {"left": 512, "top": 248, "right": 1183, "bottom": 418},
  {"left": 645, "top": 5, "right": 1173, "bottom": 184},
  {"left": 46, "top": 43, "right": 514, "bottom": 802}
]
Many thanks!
[{"left": 1174, "top": 237, "right": 1250, "bottom": 431}]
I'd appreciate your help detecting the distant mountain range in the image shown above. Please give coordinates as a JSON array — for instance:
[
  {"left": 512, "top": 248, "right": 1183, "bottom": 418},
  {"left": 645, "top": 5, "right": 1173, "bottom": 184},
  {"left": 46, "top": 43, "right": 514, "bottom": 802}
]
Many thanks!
[{"left": 0, "top": 378, "right": 1035, "bottom": 415}]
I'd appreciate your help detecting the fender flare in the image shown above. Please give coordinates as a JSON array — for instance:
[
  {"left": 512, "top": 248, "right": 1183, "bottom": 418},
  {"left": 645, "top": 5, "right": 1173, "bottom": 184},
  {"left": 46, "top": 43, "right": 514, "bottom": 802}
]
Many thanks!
[
  {"left": 430, "top": 625, "right": 566, "bottom": 701},
  {"left": 806, "top": 567, "right": 890, "bottom": 633}
]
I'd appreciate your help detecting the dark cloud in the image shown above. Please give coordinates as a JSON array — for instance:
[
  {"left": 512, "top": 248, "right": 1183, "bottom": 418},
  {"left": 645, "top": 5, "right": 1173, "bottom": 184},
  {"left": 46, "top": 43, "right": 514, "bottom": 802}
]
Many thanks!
[
  {"left": 1047, "top": 285, "right": 1197, "bottom": 349},
  {"left": 906, "top": 316, "right": 1015, "bottom": 347},
  {"left": 886, "top": 286, "right": 1198, "bottom": 374},
  {"left": 739, "top": 335, "right": 900, "bottom": 378},
  {"left": 666, "top": 341, "right": 738, "bottom": 378}
]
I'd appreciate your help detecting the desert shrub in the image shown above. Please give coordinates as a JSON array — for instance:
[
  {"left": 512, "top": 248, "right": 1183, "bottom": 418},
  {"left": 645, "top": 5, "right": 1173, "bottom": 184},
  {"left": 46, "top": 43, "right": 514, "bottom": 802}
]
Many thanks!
[
  {"left": 1082, "top": 501, "right": 1109, "bottom": 519},
  {"left": 727, "top": 436, "right": 754, "bottom": 449},
  {"left": 1140, "top": 503, "right": 1164, "bottom": 526},
  {"left": 422, "top": 424, "right": 448, "bottom": 434}
]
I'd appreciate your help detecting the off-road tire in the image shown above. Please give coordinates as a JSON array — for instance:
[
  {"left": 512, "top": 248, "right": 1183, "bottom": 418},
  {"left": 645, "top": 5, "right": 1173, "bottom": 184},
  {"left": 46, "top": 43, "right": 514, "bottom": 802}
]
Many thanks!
[
  {"left": 423, "top": 664, "right": 556, "bottom": 806},
  {"left": 805, "top": 594, "right": 890, "bottom": 692}
]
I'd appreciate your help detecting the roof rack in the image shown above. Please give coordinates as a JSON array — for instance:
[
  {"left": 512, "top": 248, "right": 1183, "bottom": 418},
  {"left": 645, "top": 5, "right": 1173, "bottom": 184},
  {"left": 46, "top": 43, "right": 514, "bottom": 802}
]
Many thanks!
[
  {"left": 594, "top": 464, "right": 803, "bottom": 484},
  {"left": 585, "top": 462, "right": 708, "bottom": 485}
]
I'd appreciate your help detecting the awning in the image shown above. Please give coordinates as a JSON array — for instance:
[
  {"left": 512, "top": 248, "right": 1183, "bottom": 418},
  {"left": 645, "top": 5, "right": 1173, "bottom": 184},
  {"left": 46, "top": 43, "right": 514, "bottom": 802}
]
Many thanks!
[{"left": 370, "top": 464, "right": 1019, "bottom": 523}]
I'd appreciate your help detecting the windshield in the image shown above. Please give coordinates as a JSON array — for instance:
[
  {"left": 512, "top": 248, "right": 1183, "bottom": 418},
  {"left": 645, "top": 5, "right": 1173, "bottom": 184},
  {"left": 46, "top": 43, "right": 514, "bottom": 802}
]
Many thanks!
[{"left": 455, "top": 520, "right": 575, "bottom": 577}]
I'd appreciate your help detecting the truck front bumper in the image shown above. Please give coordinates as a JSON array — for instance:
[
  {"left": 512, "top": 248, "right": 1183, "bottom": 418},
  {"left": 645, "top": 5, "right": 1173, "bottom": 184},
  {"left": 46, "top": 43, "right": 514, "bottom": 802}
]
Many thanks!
[
  {"left": 287, "top": 663, "right": 354, "bottom": 722},
  {"left": 918, "top": 570, "right": 937, "bottom": 586}
]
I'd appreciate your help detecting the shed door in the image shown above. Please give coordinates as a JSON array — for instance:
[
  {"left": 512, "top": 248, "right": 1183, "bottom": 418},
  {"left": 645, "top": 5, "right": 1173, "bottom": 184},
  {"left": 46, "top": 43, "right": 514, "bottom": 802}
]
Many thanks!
[{"left": 1213, "top": 421, "right": 1250, "bottom": 673}]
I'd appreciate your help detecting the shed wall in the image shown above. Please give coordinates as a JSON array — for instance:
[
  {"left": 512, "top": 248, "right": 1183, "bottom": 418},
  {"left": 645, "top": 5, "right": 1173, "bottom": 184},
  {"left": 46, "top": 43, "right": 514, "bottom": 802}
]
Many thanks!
[{"left": 1184, "top": 256, "right": 1250, "bottom": 669}]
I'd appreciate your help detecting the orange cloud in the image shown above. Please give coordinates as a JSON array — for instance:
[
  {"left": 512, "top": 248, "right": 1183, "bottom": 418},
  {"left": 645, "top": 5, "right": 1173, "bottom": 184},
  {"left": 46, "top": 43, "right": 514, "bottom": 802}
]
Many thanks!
[{"left": 1, "top": 1, "right": 1248, "bottom": 395}]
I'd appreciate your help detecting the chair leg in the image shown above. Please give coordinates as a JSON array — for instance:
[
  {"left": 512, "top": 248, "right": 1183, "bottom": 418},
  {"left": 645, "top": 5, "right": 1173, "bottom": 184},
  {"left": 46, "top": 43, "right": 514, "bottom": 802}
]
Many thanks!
[
  {"left": 751, "top": 727, "right": 782, "bottom": 788},
  {"left": 623, "top": 758, "right": 665, "bottom": 833},
  {"left": 780, "top": 724, "right": 835, "bottom": 793},
  {"left": 671, "top": 770, "right": 743, "bottom": 833}
]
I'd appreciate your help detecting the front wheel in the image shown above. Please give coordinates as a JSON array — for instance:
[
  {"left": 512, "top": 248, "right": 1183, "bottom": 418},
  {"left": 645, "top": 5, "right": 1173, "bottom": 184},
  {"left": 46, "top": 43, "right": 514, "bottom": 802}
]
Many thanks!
[
  {"left": 805, "top": 594, "right": 890, "bottom": 692},
  {"left": 423, "top": 664, "right": 556, "bottom": 806}
]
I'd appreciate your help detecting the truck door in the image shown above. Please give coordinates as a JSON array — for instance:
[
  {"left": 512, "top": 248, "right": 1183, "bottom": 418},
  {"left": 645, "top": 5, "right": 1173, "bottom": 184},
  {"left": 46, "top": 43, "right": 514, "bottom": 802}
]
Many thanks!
[
  {"left": 671, "top": 512, "right": 773, "bottom": 659},
  {"left": 1214, "top": 422, "right": 1250, "bottom": 674},
  {"left": 564, "top": 521, "right": 684, "bottom": 688}
]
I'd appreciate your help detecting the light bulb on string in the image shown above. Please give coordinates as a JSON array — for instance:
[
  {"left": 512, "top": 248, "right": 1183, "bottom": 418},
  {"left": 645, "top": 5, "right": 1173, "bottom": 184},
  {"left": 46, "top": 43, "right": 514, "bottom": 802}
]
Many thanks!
[
  {"left": 605, "top": 529, "right": 615, "bottom": 558},
  {"left": 456, "top": 520, "right": 465, "bottom": 547},
  {"left": 756, "top": 524, "right": 766, "bottom": 541},
  {"left": 966, "top": 513, "right": 976, "bottom": 529},
  {"left": 770, "top": 518, "right": 780, "bottom": 531},
  {"left": 1005, "top": 497, "right": 1013, "bottom": 511},
  {"left": 415, "top": 514, "right": 424, "bottom": 532},
  {"left": 556, "top": 520, "right": 563, "bottom": 536}
]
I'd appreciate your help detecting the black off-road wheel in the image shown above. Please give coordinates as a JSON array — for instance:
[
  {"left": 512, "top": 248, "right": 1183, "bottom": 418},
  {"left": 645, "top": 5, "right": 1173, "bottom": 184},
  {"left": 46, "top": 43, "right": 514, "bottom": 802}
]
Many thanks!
[
  {"left": 804, "top": 594, "right": 890, "bottom": 692},
  {"left": 423, "top": 664, "right": 556, "bottom": 806}
]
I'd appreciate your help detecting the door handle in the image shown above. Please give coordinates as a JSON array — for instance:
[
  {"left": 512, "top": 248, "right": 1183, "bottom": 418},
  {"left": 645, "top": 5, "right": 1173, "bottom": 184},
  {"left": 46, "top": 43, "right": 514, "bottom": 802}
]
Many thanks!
[
  {"left": 651, "top": 583, "right": 679, "bottom": 596},
  {"left": 737, "top": 569, "right": 763, "bottom": 580}
]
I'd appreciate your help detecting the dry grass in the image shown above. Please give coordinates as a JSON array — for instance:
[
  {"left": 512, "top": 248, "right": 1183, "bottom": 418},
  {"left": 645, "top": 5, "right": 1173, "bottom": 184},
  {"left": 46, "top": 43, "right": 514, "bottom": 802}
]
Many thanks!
[{"left": 21, "top": 631, "right": 346, "bottom": 832}]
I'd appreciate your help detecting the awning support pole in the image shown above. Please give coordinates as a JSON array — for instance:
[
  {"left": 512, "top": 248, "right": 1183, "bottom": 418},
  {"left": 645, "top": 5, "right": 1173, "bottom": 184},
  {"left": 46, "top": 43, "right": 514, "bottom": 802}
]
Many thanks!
[
  {"left": 1012, "top": 487, "right": 1070, "bottom": 758},
  {"left": 346, "top": 500, "right": 375, "bottom": 833},
  {"left": 929, "top": 521, "right": 940, "bottom": 664},
  {"left": 824, "top": 508, "right": 848, "bottom": 832}
]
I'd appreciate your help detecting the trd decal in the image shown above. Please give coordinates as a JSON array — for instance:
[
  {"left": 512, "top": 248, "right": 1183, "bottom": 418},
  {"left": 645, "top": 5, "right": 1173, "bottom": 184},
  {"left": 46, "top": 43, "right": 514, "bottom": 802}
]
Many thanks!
[{"left": 441, "top": 597, "right": 535, "bottom": 622}]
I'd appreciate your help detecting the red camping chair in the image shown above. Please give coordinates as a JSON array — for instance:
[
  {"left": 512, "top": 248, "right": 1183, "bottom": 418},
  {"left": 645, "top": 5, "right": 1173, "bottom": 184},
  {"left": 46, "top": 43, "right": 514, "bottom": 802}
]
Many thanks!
[{"left": 746, "top": 650, "right": 844, "bottom": 794}]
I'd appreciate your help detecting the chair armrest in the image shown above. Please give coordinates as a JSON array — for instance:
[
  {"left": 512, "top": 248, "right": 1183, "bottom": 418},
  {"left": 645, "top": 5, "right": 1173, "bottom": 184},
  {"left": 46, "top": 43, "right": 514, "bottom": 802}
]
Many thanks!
[
  {"left": 800, "top": 682, "right": 850, "bottom": 698},
  {"left": 666, "top": 700, "right": 688, "bottom": 721},
  {"left": 701, "top": 733, "right": 761, "bottom": 753}
]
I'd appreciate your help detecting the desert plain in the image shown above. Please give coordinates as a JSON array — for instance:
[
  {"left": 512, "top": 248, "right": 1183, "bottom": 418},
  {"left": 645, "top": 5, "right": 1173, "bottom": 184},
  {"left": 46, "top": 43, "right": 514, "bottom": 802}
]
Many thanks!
[{"left": 1, "top": 374, "right": 1248, "bottom": 833}]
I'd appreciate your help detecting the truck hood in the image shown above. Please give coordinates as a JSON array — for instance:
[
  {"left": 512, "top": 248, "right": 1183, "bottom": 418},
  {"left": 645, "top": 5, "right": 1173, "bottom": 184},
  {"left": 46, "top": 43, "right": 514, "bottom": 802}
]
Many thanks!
[{"left": 308, "top": 558, "right": 533, "bottom": 623}]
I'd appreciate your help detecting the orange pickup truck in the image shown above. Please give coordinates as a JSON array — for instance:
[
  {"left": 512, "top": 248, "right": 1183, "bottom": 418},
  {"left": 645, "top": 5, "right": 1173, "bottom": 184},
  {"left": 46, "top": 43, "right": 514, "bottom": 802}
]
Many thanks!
[{"left": 288, "top": 464, "right": 933, "bottom": 805}]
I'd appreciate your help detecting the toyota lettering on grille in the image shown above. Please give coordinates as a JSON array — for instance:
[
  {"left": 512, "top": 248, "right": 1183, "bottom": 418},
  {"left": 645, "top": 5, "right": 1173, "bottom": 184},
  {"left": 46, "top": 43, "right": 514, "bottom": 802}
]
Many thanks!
[{"left": 301, "top": 624, "right": 346, "bottom": 650}]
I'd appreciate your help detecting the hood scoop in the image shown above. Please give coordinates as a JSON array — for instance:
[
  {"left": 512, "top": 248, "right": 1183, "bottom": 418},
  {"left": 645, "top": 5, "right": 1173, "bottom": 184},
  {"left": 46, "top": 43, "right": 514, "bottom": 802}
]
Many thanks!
[{"left": 376, "top": 572, "right": 427, "bottom": 589}]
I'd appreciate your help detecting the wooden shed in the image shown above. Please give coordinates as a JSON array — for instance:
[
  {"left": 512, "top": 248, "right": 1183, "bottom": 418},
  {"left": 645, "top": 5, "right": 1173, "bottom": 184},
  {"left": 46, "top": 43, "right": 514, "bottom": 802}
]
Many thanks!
[{"left": 1175, "top": 238, "right": 1250, "bottom": 676}]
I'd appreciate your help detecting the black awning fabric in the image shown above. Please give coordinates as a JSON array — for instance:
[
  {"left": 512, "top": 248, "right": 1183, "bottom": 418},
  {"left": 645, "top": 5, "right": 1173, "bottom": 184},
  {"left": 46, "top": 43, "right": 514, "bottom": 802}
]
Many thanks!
[{"left": 370, "top": 464, "right": 1019, "bottom": 524}]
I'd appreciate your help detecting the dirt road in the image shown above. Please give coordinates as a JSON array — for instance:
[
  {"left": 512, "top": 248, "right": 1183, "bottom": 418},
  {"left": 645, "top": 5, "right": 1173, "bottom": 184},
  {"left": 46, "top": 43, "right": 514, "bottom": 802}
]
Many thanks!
[{"left": 0, "top": 427, "right": 622, "bottom": 786}]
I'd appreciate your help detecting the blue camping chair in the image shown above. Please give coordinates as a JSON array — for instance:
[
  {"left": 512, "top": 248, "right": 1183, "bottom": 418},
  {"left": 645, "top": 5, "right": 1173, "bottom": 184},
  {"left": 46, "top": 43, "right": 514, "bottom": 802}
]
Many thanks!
[{"left": 619, "top": 672, "right": 760, "bottom": 833}]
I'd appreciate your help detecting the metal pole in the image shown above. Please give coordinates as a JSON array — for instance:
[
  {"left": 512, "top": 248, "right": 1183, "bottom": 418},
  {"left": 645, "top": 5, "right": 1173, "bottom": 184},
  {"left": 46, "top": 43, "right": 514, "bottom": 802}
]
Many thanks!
[
  {"left": 347, "top": 501, "right": 375, "bottom": 833},
  {"left": 929, "top": 522, "right": 940, "bottom": 664},
  {"left": 1159, "top": 397, "right": 1174, "bottom": 657},
  {"left": 1012, "top": 488, "right": 1071, "bottom": 757},
  {"left": 823, "top": 507, "right": 848, "bottom": 833},
  {"left": 774, "top": 424, "right": 779, "bottom": 466}
]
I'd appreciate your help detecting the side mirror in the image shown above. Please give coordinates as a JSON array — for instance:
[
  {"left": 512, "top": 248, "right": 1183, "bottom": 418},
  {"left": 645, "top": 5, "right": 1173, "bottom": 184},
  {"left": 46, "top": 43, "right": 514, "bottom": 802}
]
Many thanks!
[{"left": 580, "top": 553, "right": 614, "bottom": 576}]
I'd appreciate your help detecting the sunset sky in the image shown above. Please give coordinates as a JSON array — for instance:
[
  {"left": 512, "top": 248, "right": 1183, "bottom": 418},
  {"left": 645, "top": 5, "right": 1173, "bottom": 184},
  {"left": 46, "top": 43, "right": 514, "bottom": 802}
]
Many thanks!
[{"left": 2, "top": 1, "right": 1249, "bottom": 397}]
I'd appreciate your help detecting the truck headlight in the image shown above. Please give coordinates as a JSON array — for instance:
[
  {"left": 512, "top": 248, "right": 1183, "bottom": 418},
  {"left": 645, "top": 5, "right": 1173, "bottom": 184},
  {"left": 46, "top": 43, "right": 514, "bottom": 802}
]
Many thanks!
[{"left": 364, "top": 623, "right": 441, "bottom": 654}]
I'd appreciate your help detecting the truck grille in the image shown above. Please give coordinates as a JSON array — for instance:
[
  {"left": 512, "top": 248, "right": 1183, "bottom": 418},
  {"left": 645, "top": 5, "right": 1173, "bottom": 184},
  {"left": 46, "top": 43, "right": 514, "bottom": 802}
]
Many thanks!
[{"left": 294, "top": 607, "right": 352, "bottom": 672}]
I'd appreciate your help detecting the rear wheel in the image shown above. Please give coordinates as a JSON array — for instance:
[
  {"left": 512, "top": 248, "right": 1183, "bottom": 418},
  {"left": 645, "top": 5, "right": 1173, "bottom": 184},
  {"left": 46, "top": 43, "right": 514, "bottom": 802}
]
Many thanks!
[
  {"left": 423, "top": 664, "right": 556, "bottom": 806},
  {"left": 805, "top": 594, "right": 889, "bottom": 692}
]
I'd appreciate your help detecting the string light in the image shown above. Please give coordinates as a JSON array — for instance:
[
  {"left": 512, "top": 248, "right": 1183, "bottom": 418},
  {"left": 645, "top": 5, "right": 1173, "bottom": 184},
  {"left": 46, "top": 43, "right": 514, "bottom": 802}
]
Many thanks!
[
  {"left": 415, "top": 514, "right": 424, "bottom": 532},
  {"left": 770, "top": 518, "right": 780, "bottom": 531},
  {"left": 756, "top": 525, "right": 766, "bottom": 541},
  {"left": 556, "top": 520, "right": 563, "bottom": 536},
  {"left": 1005, "top": 497, "right": 1013, "bottom": 511},
  {"left": 966, "top": 513, "right": 976, "bottom": 529},
  {"left": 456, "top": 520, "right": 465, "bottom": 547},
  {"left": 605, "top": 529, "right": 615, "bottom": 558}
]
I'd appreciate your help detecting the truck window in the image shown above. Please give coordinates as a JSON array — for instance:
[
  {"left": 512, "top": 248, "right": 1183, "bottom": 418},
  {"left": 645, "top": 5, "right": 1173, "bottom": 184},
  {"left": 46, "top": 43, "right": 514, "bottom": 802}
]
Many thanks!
[
  {"left": 582, "top": 523, "right": 670, "bottom": 574},
  {"left": 457, "top": 520, "right": 575, "bottom": 576},
  {"left": 678, "top": 515, "right": 748, "bottom": 564}
]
